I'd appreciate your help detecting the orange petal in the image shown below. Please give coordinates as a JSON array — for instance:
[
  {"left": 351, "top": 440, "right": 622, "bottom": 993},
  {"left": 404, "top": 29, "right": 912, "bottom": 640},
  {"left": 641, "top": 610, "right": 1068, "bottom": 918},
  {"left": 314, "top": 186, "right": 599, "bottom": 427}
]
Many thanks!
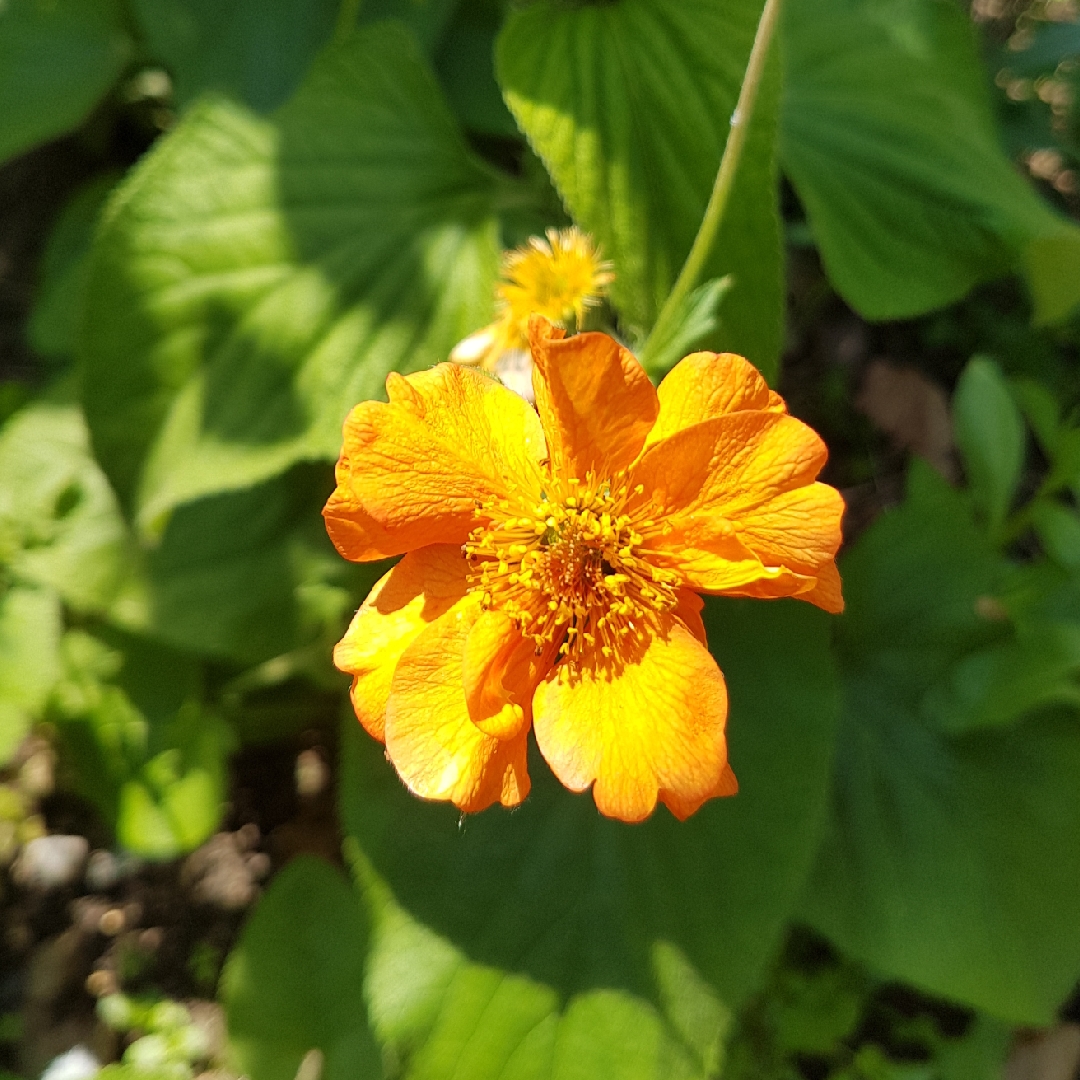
[
  {"left": 798, "top": 559, "right": 845, "bottom": 614},
  {"left": 528, "top": 316, "right": 658, "bottom": 481},
  {"left": 632, "top": 411, "right": 840, "bottom": 595},
  {"left": 462, "top": 609, "right": 557, "bottom": 739},
  {"left": 645, "top": 351, "right": 785, "bottom": 449},
  {"left": 532, "top": 619, "right": 731, "bottom": 822},
  {"left": 334, "top": 545, "right": 469, "bottom": 741},
  {"left": 385, "top": 595, "right": 530, "bottom": 812},
  {"left": 673, "top": 588, "right": 708, "bottom": 645},
  {"left": 324, "top": 364, "right": 546, "bottom": 562}
]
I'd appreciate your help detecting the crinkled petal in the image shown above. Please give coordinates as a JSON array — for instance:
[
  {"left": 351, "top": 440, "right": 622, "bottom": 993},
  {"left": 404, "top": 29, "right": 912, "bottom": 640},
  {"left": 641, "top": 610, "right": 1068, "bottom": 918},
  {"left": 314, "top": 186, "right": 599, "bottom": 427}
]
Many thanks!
[
  {"left": 334, "top": 545, "right": 469, "bottom": 740},
  {"left": 645, "top": 351, "right": 784, "bottom": 449},
  {"left": 385, "top": 595, "right": 530, "bottom": 812},
  {"left": 632, "top": 411, "right": 841, "bottom": 597},
  {"left": 462, "top": 608, "right": 557, "bottom": 739},
  {"left": 532, "top": 618, "right": 731, "bottom": 822},
  {"left": 324, "top": 364, "right": 546, "bottom": 562},
  {"left": 529, "top": 316, "right": 658, "bottom": 481}
]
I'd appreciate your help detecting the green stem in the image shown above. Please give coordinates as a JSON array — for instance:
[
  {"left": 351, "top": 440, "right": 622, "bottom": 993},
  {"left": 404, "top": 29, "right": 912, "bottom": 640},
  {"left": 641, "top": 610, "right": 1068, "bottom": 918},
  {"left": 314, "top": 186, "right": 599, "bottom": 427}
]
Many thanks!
[{"left": 646, "top": 0, "right": 782, "bottom": 348}]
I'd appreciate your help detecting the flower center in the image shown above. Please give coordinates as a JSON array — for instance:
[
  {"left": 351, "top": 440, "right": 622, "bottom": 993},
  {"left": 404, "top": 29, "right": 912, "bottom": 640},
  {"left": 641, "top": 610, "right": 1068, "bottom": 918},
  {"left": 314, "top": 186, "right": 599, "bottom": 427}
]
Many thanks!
[{"left": 465, "top": 472, "right": 679, "bottom": 667}]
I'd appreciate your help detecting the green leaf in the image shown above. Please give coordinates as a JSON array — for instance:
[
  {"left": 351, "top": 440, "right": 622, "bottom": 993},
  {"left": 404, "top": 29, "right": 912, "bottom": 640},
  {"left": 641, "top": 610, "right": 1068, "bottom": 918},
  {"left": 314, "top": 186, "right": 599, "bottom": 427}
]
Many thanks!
[
  {"left": 0, "top": 585, "right": 61, "bottom": 764},
  {"left": 639, "top": 277, "right": 733, "bottom": 380},
  {"left": 435, "top": 1, "right": 518, "bottom": 137},
  {"left": 782, "top": 0, "right": 1080, "bottom": 323},
  {"left": 130, "top": 0, "right": 340, "bottom": 113},
  {"left": 1008, "top": 377, "right": 1059, "bottom": 458},
  {"left": 81, "top": 24, "right": 499, "bottom": 528},
  {"left": 802, "top": 465, "right": 1080, "bottom": 1024},
  {"left": 497, "top": 0, "right": 783, "bottom": 378},
  {"left": 359, "top": 0, "right": 461, "bottom": 53},
  {"left": 340, "top": 599, "right": 839, "bottom": 1080},
  {"left": 921, "top": 621, "right": 1080, "bottom": 734},
  {"left": 1032, "top": 500, "right": 1080, "bottom": 570},
  {"left": 28, "top": 172, "right": 119, "bottom": 360},
  {"left": 0, "top": 0, "right": 131, "bottom": 166},
  {"left": 952, "top": 358, "right": 1026, "bottom": 533},
  {"left": 221, "top": 855, "right": 379, "bottom": 1080},
  {"left": 836, "top": 459, "right": 1009, "bottom": 687},
  {"left": 50, "top": 630, "right": 231, "bottom": 858},
  {"left": 0, "top": 396, "right": 132, "bottom": 614},
  {"left": 114, "top": 465, "right": 375, "bottom": 668}
]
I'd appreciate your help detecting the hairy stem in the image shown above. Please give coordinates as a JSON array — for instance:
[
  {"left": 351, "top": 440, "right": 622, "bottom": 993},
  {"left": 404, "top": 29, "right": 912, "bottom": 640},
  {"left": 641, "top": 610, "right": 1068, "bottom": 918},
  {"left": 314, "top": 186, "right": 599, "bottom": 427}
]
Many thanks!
[{"left": 645, "top": 0, "right": 782, "bottom": 350}]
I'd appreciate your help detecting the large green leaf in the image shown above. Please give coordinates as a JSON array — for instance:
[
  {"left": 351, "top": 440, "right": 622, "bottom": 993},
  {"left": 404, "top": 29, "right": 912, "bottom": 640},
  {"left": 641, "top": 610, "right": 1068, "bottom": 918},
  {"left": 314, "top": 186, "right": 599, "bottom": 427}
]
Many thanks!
[
  {"left": 801, "top": 462, "right": 1080, "bottom": 1024},
  {"left": 115, "top": 465, "right": 381, "bottom": 668},
  {"left": 340, "top": 599, "right": 839, "bottom": 1080},
  {"left": 221, "top": 856, "right": 380, "bottom": 1080},
  {"left": 131, "top": 0, "right": 340, "bottom": 113},
  {"left": 0, "top": 396, "right": 132, "bottom": 615},
  {"left": 50, "top": 629, "right": 232, "bottom": 858},
  {"left": 0, "top": 0, "right": 131, "bottom": 166},
  {"left": 782, "top": 0, "right": 1080, "bottom": 323},
  {"left": 496, "top": 0, "right": 783, "bottom": 378},
  {"left": 0, "top": 585, "right": 61, "bottom": 765},
  {"left": 81, "top": 24, "right": 500, "bottom": 532}
]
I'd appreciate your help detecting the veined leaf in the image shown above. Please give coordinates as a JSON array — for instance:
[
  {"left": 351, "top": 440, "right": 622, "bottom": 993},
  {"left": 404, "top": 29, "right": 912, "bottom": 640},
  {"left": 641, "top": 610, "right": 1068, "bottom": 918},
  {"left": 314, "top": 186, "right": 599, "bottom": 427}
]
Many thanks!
[
  {"left": 782, "top": 0, "right": 1080, "bottom": 323},
  {"left": 340, "top": 599, "right": 839, "bottom": 1080},
  {"left": 802, "top": 460, "right": 1080, "bottom": 1023},
  {"left": 80, "top": 24, "right": 500, "bottom": 532},
  {"left": 497, "top": 0, "right": 783, "bottom": 379}
]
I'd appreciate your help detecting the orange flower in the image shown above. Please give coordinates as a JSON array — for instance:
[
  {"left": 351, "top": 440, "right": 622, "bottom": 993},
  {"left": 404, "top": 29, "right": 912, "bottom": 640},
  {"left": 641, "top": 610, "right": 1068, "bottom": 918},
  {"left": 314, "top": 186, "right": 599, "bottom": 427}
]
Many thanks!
[{"left": 325, "top": 318, "right": 844, "bottom": 822}]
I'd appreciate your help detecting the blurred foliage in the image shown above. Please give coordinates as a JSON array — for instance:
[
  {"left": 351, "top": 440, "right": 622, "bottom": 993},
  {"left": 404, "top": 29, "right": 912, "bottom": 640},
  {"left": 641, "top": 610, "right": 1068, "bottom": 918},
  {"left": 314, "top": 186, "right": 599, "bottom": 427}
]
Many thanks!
[{"left": 0, "top": 0, "right": 1079, "bottom": 1077}]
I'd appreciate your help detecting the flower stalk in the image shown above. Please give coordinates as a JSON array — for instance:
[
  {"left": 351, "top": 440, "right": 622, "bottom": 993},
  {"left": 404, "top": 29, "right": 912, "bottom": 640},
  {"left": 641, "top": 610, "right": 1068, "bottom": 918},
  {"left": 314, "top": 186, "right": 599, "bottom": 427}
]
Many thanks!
[{"left": 645, "top": 0, "right": 783, "bottom": 354}]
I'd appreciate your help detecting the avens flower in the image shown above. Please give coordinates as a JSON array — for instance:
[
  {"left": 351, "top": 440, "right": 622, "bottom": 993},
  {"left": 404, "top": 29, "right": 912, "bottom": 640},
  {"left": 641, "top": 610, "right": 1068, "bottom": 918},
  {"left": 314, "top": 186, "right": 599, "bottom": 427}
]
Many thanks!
[
  {"left": 326, "top": 317, "right": 843, "bottom": 822},
  {"left": 450, "top": 227, "right": 613, "bottom": 390}
]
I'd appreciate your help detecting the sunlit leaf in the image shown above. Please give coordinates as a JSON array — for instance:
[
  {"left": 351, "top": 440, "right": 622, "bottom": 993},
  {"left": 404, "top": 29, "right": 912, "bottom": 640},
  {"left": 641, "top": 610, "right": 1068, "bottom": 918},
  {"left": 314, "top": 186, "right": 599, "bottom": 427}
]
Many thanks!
[
  {"left": 0, "top": 585, "right": 61, "bottom": 764},
  {"left": 221, "top": 856, "right": 379, "bottom": 1080},
  {"left": 340, "top": 599, "right": 839, "bottom": 1080},
  {"left": 81, "top": 24, "right": 499, "bottom": 531},
  {"left": 0, "top": 0, "right": 131, "bottom": 166},
  {"left": 0, "top": 395, "right": 132, "bottom": 614},
  {"left": 782, "top": 0, "right": 1080, "bottom": 323},
  {"left": 497, "top": 0, "right": 783, "bottom": 378}
]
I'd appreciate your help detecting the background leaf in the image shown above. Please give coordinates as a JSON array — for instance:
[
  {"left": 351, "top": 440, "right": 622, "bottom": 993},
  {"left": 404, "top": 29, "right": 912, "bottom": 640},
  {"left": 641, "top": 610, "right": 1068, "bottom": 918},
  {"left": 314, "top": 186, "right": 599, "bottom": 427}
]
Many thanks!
[
  {"left": 801, "top": 461, "right": 1080, "bottom": 1024},
  {"left": 0, "top": 585, "right": 61, "bottom": 765},
  {"left": 782, "top": 0, "right": 1080, "bottom": 323},
  {"left": 496, "top": 0, "right": 783, "bottom": 378},
  {"left": 131, "top": 0, "right": 340, "bottom": 113},
  {"left": 80, "top": 24, "right": 500, "bottom": 530},
  {"left": 221, "top": 855, "right": 379, "bottom": 1080},
  {"left": 952, "top": 357, "right": 1026, "bottom": 532},
  {"left": 0, "top": 396, "right": 132, "bottom": 615},
  {"left": 340, "top": 599, "right": 839, "bottom": 1080},
  {"left": 0, "top": 0, "right": 131, "bottom": 166}
]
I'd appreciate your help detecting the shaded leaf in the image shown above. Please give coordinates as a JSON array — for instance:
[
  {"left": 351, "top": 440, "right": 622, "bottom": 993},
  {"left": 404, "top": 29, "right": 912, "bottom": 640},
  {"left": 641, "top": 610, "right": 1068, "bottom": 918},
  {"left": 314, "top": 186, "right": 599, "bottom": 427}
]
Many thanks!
[
  {"left": 81, "top": 24, "right": 499, "bottom": 530},
  {"left": 29, "top": 172, "right": 120, "bottom": 360},
  {"left": 0, "top": 0, "right": 130, "bottom": 166},
  {"left": 782, "top": 0, "right": 1080, "bottom": 323},
  {"left": 953, "top": 357, "right": 1026, "bottom": 533},
  {"left": 131, "top": 0, "right": 340, "bottom": 113},
  {"left": 340, "top": 599, "right": 839, "bottom": 1080},
  {"left": 221, "top": 855, "right": 379, "bottom": 1080},
  {"left": 497, "top": 0, "right": 783, "bottom": 377}
]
